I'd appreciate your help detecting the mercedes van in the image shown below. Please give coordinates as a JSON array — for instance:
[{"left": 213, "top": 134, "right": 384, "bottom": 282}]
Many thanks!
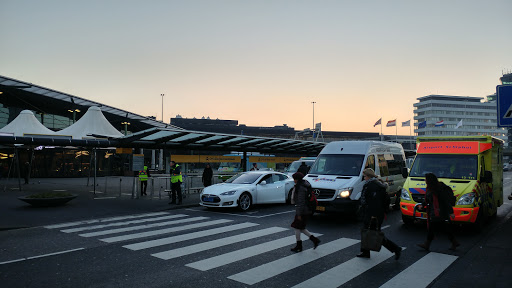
[{"left": 303, "top": 141, "right": 407, "bottom": 215}]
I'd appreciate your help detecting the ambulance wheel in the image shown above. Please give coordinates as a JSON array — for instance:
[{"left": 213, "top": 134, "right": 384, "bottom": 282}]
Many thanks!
[{"left": 402, "top": 215, "right": 414, "bottom": 226}]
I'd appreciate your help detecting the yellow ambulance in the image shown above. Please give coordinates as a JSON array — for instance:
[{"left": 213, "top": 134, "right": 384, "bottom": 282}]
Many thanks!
[{"left": 400, "top": 136, "right": 504, "bottom": 231}]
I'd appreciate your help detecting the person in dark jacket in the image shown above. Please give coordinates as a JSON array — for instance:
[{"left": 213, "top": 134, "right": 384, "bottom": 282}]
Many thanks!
[
  {"left": 202, "top": 164, "right": 213, "bottom": 187},
  {"left": 417, "top": 173, "right": 460, "bottom": 251},
  {"left": 297, "top": 162, "right": 310, "bottom": 176},
  {"left": 357, "top": 168, "right": 402, "bottom": 260},
  {"left": 290, "top": 172, "right": 320, "bottom": 252}
]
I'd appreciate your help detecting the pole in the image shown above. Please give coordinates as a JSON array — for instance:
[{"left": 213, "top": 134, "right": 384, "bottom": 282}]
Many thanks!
[
  {"left": 161, "top": 94, "right": 165, "bottom": 122},
  {"left": 311, "top": 101, "right": 316, "bottom": 139}
]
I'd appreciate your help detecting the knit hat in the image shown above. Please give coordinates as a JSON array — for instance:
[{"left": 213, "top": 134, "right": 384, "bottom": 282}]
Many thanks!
[
  {"left": 363, "top": 168, "right": 377, "bottom": 178},
  {"left": 292, "top": 172, "right": 304, "bottom": 180}
]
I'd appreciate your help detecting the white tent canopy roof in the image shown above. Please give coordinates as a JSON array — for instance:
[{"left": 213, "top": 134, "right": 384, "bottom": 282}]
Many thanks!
[
  {"left": 0, "top": 110, "right": 55, "bottom": 136},
  {"left": 55, "top": 106, "right": 123, "bottom": 139}
]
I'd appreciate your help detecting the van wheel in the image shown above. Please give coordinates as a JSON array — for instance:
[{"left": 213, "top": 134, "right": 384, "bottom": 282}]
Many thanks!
[
  {"left": 393, "top": 193, "right": 401, "bottom": 211},
  {"left": 238, "top": 193, "right": 252, "bottom": 211}
]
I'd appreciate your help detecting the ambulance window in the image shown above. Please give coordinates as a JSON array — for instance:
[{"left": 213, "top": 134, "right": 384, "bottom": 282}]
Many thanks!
[
  {"left": 365, "top": 155, "right": 375, "bottom": 171},
  {"left": 377, "top": 154, "right": 390, "bottom": 177}
]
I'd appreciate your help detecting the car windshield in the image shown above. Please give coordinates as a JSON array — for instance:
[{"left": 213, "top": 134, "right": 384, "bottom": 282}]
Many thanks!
[
  {"left": 225, "top": 173, "right": 261, "bottom": 184},
  {"left": 409, "top": 154, "right": 478, "bottom": 180},
  {"left": 286, "top": 161, "right": 302, "bottom": 172},
  {"left": 308, "top": 154, "right": 364, "bottom": 176}
]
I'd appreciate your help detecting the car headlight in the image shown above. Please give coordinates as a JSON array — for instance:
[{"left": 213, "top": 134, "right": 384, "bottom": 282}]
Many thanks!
[
  {"left": 220, "top": 190, "right": 237, "bottom": 196},
  {"left": 457, "top": 192, "right": 475, "bottom": 205},
  {"left": 401, "top": 188, "right": 411, "bottom": 201},
  {"left": 337, "top": 188, "right": 352, "bottom": 198}
]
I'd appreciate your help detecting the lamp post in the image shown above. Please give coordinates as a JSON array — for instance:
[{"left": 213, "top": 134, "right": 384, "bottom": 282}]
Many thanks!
[
  {"left": 67, "top": 109, "right": 80, "bottom": 123},
  {"left": 121, "top": 122, "right": 130, "bottom": 136},
  {"left": 161, "top": 94, "right": 165, "bottom": 122},
  {"left": 311, "top": 101, "right": 316, "bottom": 133}
]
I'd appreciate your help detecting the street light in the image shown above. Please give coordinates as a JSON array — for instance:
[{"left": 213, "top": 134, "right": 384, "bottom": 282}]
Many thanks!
[
  {"left": 311, "top": 101, "right": 316, "bottom": 132},
  {"left": 67, "top": 109, "right": 80, "bottom": 123},
  {"left": 161, "top": 94, "right": 165, "bottom": 122},
  {"left": 121, "top": 122, "right": 130, "bottom": 136}
]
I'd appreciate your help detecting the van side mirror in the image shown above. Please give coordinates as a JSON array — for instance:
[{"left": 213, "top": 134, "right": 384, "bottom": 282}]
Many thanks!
[
  {"left": 402, "top": 167, "right": 409, "bottom": 178},
  {"left": 482, "top": 171, "right": 492, "bottom": 183}
]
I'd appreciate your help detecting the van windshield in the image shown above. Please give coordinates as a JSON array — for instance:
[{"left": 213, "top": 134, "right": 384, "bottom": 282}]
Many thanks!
[
  {"left": 409, "top": 154, "right": 478, "bottom": 180},
  {"left": 308, "top": 154, "right": 364, "bottom": 176}
]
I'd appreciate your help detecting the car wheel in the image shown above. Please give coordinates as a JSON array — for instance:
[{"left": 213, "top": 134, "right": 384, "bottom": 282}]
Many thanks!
[
  {"left": 238, "top": 192, "right": 252, "bottom": 211},
  {"left": 287, "top": 188, "right": 293, "bottom": 205}
]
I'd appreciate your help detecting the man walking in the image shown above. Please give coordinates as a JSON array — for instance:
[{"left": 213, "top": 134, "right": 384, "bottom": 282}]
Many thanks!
[
  {"left": 139, "top": 164, "right": 150, "bottom": 196},
  {"left": 169, "top": 161, "right": 183, "bottom": 205}
]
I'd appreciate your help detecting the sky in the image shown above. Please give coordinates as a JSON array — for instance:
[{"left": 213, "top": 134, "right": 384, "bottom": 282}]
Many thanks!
[{"left": 1, "top": 0, "right": 511, "bottom": 136}]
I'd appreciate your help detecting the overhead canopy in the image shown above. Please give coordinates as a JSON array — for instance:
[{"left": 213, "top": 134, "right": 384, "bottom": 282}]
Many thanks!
[
  {"left": 0, "top": 127, "right": 326, "bottom": 155},
  {"left": 0, "top": 110, "right": 55, "bottom": 137},
  {"left": 55, "top": 106, "right": 123, "bottom": 139}
]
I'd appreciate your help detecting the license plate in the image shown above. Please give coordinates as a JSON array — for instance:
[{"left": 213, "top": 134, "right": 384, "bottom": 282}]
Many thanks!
[
  {"left": 316, "top": 206, "right": 325, "bottom": 212},
  {"left": 204, "top": 197, "right": 214, "bottom": 202}
]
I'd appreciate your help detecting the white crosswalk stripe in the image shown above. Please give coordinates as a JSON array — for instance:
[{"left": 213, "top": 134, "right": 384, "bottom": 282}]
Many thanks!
[
  {"left": 79, "top": 216, "right": 208, "bottom": 237},
  {"left": 62, "top": 214, "right": 188, "bottom": 233},
  {"left": 152, "top": 226, "right": 288, "bottom": 260},
  {"left": 227, "top": 238, "right": 360, "bottom": 285},
  {"left": 380, "top": 252, "right": 458, "bottom": 288},
  {"left": 101, "top": 219, "right": 234, "bottom": 243},
  {"left": 44, "top": 212, "right": 170, "bottom": 229},
  {"left": 186, "top": 233, "right": 321, "bottom": 271},
  {"left": 123, "top": 222, "right": 259, "bottom": 250}
]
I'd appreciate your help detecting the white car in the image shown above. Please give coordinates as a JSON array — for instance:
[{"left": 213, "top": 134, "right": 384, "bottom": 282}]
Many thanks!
[{"left": 200, "top": 171, "right": 295, "bottom": 211}]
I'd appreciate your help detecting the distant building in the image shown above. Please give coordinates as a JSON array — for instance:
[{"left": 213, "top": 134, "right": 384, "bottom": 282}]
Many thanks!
[{"left": 414, "top": 95, "right": 506, "bottom": 145}]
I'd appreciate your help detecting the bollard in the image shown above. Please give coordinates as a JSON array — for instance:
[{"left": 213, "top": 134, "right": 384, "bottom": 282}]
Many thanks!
[
  {"left": 131, "top": 177, "right": 136, "bottom": 199},
  {"left": 150, "top": 177, "right": 154, "bottom": 200},
  {"left": 119, "top": 177, "right": 122, "bottom": 198},
  {"left": 104, "top": 176, "right": 108, "bottom": 196}
]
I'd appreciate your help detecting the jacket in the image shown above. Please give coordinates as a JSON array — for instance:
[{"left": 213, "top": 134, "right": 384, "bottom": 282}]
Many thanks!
[
  {"left": 292, "top": 179, "right": 312, "bottom": 215},
  {"left": 361, "top": 178, "right": 389, "bottom": 227},
  {"left": 422, "top": 182, "right": 454, "bottom": 221}
]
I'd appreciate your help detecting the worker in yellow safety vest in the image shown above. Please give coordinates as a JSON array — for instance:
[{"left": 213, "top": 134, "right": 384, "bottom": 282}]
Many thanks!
[
  {"left": 139, "top": 165, "right": 150, "bottom": 196},
  {"left": 169, "top": 161, "right": 182, "bottom": 205}
]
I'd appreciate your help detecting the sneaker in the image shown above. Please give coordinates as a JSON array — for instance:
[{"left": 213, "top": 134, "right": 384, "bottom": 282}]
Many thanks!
[{"left": 356, "top": 252, "right": 370, "bottom": 258}]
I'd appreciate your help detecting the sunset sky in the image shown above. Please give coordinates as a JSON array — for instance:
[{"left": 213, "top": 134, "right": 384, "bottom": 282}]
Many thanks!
[{"left": 1, "top": 0, "right": 511, "bottom": 135}]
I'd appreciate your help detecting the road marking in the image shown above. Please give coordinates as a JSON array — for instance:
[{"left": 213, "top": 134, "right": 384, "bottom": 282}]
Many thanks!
[
  {"left": 52, "top": 189, "right": 67, "bottom": 192},
  {"left": 291, "top": 248, "right": 403, "bottom": 288},
  {"left": 102, "top": 219, "right": 234, "bottom": 243},
  {"left": 186, "top": 233, "right": 323, "bottom": 271},
  {"left": 380, "top": 252, "right": 457, "bottom": 288},
  {"left": 61, "top": 214, "right": 188, "bottom": 233},
  {"left": 93, "top": 197, "right": 117, "bottom": 199},
  {"left": 0, "top": 248, "right": 85, "bottom": 265},
  {"left": 44, "top": 212, "right": 170, "bottom": 229},
  {"left": 227, "top": 238, "right": 359, "bottom": 285},
  {"left": 123, "top": 222, "right": 259, "bottom": 250},
  {"left": 153, "top": 227, "right": 288, "bottom": 260},
  {"left": 186, "top": 208, "right": 295, "bottom": 218},
  {"left": 78, "top": 217, "right": 209, "bottom": 237}
]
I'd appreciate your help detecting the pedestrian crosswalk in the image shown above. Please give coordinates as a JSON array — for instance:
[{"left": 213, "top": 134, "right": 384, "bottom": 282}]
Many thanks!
[{"left": 44, "top": 212, "right": 458, "bottom": 288}]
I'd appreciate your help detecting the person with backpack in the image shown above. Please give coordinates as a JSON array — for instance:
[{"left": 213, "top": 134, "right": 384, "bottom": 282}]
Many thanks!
[
  {"left": 417, "top": 173, "right": 460, "bottom": 251},
  {"left": 357, "top": 168, "right": 402, "bottom": 260},
  {"left": 290, "top": 172, "right": 321, "bottom": 252}
]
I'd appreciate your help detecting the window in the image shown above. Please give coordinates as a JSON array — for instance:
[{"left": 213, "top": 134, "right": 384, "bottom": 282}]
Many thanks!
[
  {"left": 365, "top": 155, "right": 375, "bottom": 171},
  {"left": 377, "top": 155, "right": 389, "bottom": 176}
]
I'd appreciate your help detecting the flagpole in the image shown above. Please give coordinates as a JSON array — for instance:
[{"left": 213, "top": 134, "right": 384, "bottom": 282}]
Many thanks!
[
  {"left": 395, "top": 122, "right": 398, "bottom": 142},
  {"left": 381, "top": 120, "right": 383, "bottom": 141}
]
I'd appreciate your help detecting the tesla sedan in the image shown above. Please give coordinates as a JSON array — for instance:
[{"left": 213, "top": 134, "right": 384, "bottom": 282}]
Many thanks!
[{"left": 200, "top": 170, "right": 295, "bottom": 211}]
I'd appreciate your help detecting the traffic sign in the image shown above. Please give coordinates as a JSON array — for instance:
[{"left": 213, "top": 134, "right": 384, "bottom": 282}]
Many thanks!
[{"left": 497, "top": 85, "right": 512, "bottom": 127}]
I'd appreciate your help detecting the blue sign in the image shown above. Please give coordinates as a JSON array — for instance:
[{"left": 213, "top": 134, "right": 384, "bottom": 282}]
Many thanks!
[{"left": 497, "top": 85, "right": 512, "bottom": 127}]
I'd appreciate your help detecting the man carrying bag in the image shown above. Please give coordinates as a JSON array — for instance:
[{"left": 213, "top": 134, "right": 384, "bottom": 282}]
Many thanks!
[{"left": 357, "top": 168, "right": 402, "bottom": 260}]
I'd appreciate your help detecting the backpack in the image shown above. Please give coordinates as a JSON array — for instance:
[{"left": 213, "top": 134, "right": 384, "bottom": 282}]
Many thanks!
[
  {"left": 440, "top": 182, "right": 456, "bottom": 206},
  {"left": 305, "top": 183, "right": 318, "bottom": 211}
]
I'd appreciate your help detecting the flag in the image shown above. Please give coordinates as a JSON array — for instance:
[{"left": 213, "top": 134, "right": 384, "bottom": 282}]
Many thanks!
[
  {"left": 418, "top": 121, "right": 427, "bottom": 128},
  {"left": 435, "top": 120, "right": 444, "bottom": 127},
  {"left": 402, "top": 120, "right": 410, "bottom": 127},
  {"left": 455, "top": 119, "right": 463, "bottom": 129},
  {"left": 386, "top": 119, "right": 396, "bottom": 127},
  {"left": 373, "top": 118, "right": 381, "bottom": 127}
]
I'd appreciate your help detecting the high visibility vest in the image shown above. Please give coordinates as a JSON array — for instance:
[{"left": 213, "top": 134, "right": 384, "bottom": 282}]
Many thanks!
[
  {"left": 170, "top": 164, "right": 182, "bottom": 183},
  {"left": 139, "top": 166, "right": 148, "bottom": 181}
]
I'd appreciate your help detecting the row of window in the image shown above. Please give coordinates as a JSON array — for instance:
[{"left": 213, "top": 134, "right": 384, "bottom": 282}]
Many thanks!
[
  {"left": 417, "top": 131, "right": 506, "bottom": 137},
  {"left": 415, "top": 103, "right": 495, "bottom": 110},
  {"left": 416, "top": 117, "right": 498, "bottom": 124},
  {"left": 415, "top": 110, "right": 497, "bottom": 117}
]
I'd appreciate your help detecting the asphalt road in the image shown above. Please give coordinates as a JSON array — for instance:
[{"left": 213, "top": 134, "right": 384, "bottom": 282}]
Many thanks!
[{"left": 1, "top": 173, "right": 512, "bottom": 288}]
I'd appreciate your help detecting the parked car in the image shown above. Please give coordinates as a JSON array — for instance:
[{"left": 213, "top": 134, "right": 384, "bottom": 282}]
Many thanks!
[
  {"left": 200, "top": 171, "right": 294, "bottom": 211},
  {"left": 504, "top": 164, "right": 509, "bottom": 171}
]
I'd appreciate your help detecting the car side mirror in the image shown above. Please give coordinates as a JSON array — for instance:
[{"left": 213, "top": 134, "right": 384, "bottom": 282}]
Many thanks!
[
  {"left": 259, "top": 181, "right": 267, "bottom": 185},
  {"left": 482, "top": 171, "right": 492, "bottom": 183},
  {"left": 402, "top": 167, "right": 409, "bottom": 178}
]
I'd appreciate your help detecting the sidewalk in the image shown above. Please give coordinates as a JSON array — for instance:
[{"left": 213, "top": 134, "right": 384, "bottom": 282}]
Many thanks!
[{"left": 0, "top": 177, "right": 201, "bottom": 230}]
